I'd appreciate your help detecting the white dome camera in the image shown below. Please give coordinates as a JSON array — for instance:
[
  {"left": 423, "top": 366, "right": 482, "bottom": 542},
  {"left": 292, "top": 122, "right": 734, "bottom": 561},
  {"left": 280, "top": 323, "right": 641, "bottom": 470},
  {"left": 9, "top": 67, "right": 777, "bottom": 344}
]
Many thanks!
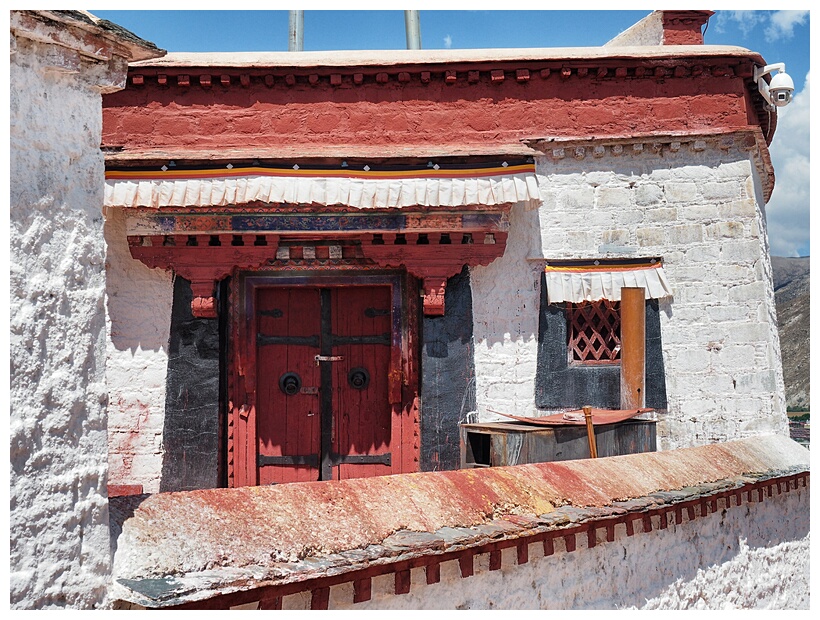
[{"left": 754, "top": 63, "right": 795, "bottom": 109}]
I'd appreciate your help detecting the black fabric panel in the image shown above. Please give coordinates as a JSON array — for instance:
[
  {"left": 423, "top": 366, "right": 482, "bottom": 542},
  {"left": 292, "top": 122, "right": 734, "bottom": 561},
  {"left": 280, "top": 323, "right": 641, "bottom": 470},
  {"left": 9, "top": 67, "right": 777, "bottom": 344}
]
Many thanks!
[
  {"left": 644, "top": 298, "right": 668, "bottom": 410},
  {"left": 160, "top": 276, "right": 221, "bottom": 492},
  {"left": 535, "top": 273, "right": 668, "bottom": 411},
  {"left": 420, "top": 266, "right": 475, "bottom": 471}
]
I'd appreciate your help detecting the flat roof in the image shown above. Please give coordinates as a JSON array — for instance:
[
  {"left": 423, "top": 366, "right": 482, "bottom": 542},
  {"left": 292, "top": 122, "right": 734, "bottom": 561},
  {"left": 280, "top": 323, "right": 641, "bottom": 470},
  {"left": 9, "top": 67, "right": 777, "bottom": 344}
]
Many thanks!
[{"left": 131, "top": 45, "right": 763, "bottom": 69}]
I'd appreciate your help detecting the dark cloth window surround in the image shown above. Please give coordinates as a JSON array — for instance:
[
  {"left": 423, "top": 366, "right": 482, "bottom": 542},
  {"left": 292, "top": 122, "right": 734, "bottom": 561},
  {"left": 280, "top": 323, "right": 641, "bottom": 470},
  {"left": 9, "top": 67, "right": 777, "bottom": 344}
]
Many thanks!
[{"left": 535, "top": 273, "right": 668, "bottom": 411}]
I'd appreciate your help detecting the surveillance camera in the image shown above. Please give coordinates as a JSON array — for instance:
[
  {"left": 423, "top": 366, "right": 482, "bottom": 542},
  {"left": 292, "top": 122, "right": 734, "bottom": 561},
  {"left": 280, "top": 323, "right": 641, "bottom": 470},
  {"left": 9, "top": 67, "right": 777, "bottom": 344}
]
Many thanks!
[
  {"left": 754, "top": 63, "right": 795, "bottom": 109},
  {"left": 768, "top": 71, "right": 795, "bottom": 107}
]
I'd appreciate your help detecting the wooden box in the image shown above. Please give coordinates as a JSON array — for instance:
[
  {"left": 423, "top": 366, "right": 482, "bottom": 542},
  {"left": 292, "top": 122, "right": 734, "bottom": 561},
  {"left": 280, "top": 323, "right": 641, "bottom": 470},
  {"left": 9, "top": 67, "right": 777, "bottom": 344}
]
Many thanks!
[{"left": 460, "top": 419, "right": 656, "bottom": 468}]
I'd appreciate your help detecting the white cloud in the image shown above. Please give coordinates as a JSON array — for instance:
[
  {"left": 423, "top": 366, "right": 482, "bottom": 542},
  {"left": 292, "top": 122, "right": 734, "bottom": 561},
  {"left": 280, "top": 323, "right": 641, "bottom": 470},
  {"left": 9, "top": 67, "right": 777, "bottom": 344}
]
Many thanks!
[
  {"left": 444, "top": 34, "right": 452, "bottom": 49},
  {"left": 765, "top": 71, "right": 810, "bottom": 256},
  {"left": 764, "top": 10, "right": 809, "bottom": 42},
  {"left": 713, "top": 10, "right": 808, "bottom": 42},
  {"left": 714, "top": 11, "right": 764, "bottom": 36}
]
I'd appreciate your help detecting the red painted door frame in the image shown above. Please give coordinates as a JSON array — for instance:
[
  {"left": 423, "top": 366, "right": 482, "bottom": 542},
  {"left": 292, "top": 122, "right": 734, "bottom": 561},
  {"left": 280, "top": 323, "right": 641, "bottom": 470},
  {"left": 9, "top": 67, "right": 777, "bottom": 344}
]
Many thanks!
[{"left": 228, "top": 270, "right": 419, "bottom": 487}]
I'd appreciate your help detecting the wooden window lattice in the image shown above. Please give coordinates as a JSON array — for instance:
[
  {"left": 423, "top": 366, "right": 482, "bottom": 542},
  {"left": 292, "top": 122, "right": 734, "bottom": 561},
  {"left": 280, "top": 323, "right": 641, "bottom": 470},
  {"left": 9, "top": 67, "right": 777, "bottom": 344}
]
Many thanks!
[{"left": 567, "top": 300, "right": 621, "bottom": 364}]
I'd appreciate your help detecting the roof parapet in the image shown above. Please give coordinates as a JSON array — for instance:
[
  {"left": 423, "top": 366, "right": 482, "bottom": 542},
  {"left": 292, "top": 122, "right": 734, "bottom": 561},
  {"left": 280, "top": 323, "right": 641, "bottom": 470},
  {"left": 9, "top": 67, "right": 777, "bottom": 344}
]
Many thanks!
[{"left": 606, "top": 10, "right": 714, "bottom": 47}]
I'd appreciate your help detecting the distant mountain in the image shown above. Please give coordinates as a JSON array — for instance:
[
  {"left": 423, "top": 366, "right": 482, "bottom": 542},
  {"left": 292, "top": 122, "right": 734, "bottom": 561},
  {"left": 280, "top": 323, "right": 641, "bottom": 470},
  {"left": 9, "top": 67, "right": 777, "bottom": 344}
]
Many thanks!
[{"left": 771, "top": 256, "right": 810, "bottom": 409}]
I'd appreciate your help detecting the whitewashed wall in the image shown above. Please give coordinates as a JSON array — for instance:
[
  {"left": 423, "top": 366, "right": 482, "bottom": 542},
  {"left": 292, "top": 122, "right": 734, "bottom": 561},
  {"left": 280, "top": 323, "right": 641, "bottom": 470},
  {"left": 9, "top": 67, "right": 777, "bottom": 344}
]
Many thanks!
[
  {"left": 9, "top": 25, "right": 127, "bottom": 609},
  {"left": 471, "top": 140, "right": 788, "bottom": 449},
  {"left": 104, "top": 207, "right": 173, "bottom": 493},
  {"left": 320, "top": 481, "right": 809, "bottom": 610}
]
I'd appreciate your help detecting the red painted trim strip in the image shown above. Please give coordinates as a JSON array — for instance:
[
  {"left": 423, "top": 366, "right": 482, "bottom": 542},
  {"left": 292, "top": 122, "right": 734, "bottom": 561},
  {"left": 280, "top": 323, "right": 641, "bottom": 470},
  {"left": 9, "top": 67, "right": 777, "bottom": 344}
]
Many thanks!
[
  {"left": 395, "top": 570, "right": 411, "bottom": 595},
  {"left": 108, "top": 484, "right": 144, "bottom": 497},
  {"left": 353, "top": 578, "right": 371, "bottom": 603},
  {"left": 426, "top": 562, "right": 440, "bottom": 585},
  {"left": 310, "top": 587, "right": 330, "bottom": 610}
]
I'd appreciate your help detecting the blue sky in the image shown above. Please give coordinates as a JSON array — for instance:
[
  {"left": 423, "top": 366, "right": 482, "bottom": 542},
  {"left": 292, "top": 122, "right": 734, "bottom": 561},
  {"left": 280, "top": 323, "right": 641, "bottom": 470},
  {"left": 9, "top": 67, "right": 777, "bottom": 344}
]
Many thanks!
[{"left": 90, "top": 8, "right": 811, "bottom": 256}]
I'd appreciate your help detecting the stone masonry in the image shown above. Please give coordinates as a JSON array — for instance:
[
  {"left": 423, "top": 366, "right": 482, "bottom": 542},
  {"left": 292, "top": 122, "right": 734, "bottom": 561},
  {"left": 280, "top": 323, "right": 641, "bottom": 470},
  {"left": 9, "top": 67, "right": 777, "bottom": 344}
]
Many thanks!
[{"left": 471, "top": 134, "right": 788, "bottom": 449}]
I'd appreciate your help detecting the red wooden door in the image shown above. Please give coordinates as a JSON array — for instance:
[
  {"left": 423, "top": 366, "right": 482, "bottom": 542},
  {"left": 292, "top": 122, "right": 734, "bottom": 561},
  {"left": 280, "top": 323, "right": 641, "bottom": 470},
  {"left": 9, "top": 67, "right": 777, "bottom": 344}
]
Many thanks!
[
  {"left": 256, "top": 287, "right": 322, "bottom": 484},
  {"left": 255, "top": 285, "right": 392, "bottom": 483}
]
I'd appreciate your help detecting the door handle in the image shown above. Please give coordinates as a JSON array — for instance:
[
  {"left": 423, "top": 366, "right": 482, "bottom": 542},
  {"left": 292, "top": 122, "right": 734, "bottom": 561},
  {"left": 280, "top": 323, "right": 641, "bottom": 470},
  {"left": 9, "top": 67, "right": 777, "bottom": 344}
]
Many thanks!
[{"left": 314, "top": 355, "right": 344, "bottom": 365}]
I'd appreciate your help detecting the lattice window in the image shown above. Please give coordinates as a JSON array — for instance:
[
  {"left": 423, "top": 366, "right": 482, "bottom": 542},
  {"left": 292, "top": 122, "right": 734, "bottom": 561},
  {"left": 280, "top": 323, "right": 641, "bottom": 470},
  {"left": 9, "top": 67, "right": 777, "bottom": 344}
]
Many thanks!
[{"left": 567, "top": 300, "right": 621, "bottom": 364}]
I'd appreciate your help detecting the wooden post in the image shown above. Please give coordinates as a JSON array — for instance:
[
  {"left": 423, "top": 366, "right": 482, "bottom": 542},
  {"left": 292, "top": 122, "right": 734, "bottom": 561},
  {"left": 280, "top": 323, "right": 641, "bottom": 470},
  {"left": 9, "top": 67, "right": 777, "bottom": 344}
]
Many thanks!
[
  {"left": 620, "top": 287, "right": 646, "bottom": 409},
  {"left": 583, "top": 405, "right": 597, "bottom": 458}
]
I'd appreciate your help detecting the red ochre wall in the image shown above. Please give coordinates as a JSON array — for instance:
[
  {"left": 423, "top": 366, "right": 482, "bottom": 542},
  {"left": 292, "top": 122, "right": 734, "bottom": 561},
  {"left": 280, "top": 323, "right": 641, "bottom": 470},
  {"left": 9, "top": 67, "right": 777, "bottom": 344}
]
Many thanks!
[{"left": 102, "top": 59, "right": 761, "bottom": 153}]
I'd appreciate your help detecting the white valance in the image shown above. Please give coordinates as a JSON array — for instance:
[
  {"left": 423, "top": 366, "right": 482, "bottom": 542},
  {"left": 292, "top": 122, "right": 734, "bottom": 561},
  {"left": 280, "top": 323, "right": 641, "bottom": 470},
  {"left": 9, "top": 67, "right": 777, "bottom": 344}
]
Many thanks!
[
  {"left": 544, "top": 260, "right": 672, "bottom": 304},
  {"left": 104, "top": 164, "right": 540, "bottom": 209}
]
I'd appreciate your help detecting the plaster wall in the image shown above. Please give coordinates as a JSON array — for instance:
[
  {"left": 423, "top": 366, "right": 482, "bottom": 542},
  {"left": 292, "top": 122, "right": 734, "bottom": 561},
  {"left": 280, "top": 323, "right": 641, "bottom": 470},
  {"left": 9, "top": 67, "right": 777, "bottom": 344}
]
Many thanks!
[
  {"left": 9, "top": 33, "right": 122, "bottom": 609},
  {"left": 470, "top": 142, "right": 787, "bottom": 449},
  {"left": 101, "top": 69, "right": 754, "bottom": 153},
  {"left": 302, "top": 482, "right": 809, "bottom": 610},
  {"left": 104, "top": 207, "right": 173, "bottom": 493}
]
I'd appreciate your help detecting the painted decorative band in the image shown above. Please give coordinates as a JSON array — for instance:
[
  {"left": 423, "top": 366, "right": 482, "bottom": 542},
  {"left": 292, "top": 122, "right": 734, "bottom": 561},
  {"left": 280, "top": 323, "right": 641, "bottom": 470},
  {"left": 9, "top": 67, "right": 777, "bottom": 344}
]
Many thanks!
[{"left": 106, "top": 162, "right": 536, "bottom": 181}]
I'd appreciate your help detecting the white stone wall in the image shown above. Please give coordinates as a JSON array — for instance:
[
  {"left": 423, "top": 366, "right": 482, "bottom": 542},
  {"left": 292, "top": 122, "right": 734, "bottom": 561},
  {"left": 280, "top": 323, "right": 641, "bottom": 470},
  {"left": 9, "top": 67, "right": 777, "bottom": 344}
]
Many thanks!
[
  {"left": 471, "top": 141, "right": 788, "bottom": 449},
  {"left": 323, "top": 482, "right": 809, "bottom": 610},
  {"left": 104, "top": 207, "right": 173, "bottom": 493},
  {"left": 9, "top": 29, "right": 126, "bottom": 609}
]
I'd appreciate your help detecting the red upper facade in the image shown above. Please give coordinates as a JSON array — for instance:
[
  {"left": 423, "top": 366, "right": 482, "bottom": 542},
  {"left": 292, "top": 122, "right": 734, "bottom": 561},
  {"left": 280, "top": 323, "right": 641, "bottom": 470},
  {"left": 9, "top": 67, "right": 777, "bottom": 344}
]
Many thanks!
[{"left": 102, "top": 11, "right": 774, "bottom": 168}]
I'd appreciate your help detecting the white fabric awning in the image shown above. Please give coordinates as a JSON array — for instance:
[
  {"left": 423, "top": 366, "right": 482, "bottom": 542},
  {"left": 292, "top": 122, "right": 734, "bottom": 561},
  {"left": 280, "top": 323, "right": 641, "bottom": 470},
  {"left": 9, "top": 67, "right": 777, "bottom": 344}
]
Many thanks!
[
  {"left": 104, "top": 163, "right": 540, "bottom": 209},
  {"left": 544, "top": 259, "right": 672, "bottom": 304}
]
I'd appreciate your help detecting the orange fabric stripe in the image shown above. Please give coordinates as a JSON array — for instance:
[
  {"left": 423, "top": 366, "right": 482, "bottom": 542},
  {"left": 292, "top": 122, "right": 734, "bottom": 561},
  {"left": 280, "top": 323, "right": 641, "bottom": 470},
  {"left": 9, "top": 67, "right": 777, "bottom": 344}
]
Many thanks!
[
  {"left": 105, "top": 163, "right": 535, "bottom": 181},
  {"left": 544, "top": 262, "right": 661, "bottom": 272}
]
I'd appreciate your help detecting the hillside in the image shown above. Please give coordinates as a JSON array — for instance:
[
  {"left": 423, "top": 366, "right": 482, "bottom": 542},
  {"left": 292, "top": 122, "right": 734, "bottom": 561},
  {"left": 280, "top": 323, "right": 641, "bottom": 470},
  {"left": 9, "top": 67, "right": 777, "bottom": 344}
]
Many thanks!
[{"left": 771, "top": 256, "right": 810, "bottom": 409}]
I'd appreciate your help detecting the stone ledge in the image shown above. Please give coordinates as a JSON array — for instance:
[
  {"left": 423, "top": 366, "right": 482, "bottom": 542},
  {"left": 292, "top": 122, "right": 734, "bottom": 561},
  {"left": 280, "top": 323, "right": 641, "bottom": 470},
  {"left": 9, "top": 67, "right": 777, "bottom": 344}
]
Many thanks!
[{"left": 109, "top": 434, "right": 808, "bottom": 609}]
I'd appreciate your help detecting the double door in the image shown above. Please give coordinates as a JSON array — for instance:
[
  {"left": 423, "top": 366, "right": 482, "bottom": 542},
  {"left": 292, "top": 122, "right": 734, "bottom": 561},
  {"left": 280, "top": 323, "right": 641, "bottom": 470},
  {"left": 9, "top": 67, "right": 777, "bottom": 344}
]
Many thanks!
[{"left": 255, "top": 285, "right": 393, "bottom": 483}]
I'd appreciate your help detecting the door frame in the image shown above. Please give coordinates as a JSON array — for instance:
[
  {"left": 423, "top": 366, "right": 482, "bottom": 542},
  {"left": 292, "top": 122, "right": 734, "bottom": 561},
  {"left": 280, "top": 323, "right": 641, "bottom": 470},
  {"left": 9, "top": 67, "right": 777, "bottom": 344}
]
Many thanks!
[{"left": 227, "top": 269, "right": 420, "bottom": 487}]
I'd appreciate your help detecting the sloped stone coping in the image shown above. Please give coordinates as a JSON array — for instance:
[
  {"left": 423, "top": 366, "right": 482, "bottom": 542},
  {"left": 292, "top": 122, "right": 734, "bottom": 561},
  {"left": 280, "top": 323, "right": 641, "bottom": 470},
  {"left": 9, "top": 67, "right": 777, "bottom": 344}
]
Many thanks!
[{"left": 109, "top": 434, "right": 809, "bottom": 609}]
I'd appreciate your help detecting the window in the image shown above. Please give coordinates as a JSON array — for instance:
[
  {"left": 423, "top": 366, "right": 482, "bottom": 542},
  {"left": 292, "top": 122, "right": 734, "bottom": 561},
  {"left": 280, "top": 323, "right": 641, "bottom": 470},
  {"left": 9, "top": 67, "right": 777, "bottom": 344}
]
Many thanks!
[{"left": 567, "top": 299, "right": 621, "bottom": 364}]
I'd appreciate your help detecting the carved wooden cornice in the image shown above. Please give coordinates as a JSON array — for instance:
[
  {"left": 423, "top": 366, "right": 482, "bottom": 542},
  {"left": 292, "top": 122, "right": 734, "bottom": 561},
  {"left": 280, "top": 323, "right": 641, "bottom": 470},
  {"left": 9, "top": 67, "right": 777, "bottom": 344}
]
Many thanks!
[
  {"left": 125, "top": 56, "right": 755, "bottom": 92},
  {"left": 360, "top": 232, "right": 508, "bottom": 316},
  {"left": 126, "top": 210, "right": 510, "bottom": 318},
  {"left": 129, "top": 234, "right": 280, "bottom": 318}
]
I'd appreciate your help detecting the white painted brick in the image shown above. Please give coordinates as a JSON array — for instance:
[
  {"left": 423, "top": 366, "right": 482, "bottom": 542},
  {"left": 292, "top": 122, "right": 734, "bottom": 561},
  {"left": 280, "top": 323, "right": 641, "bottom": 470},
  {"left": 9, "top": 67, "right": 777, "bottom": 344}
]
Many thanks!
[
  {"left": 663, "top": 181, "right": 700, "bottom": 203},
  {"left": 728, "top": 281, "right": 767, "bottom": 302},
  {"left": 596, "top": 186, "right": 632, "bottom": 208},
  {"left": 716, "top": 159, "right": 754, "bottom": 179},
  {"left": 702, "top": 181, "right": 740, "bottom": 201},
  {"left": 678, "top": 204, "right": 720, "bottom": 221},
  {"left": 706, "top": 221, "right": 744, "bottom": 238},
  {"left": 636, "top": 227, "right": 664, "bottom": 246},
  {"left": 718, "top": 199, "right": 757, "bottom": 219},
  {"left": 557, "top": 187, "right": 595, "bottom": 210},
  {"left": 684, "top": 244, "right": 721, "bottom": 262},
  {"left": 722, "top": 240, "right": 762, "bottom": 262},
  {"left": 282, "top": 591, "right": 311, "bottom": 610},
  {"left": 667, "top": 224, "right": 703, "bottom": 244},
  {"left": 667, "top": 348, "right": 712, "bottom": 372},
  {"left": 602, "top": 228, "right": 630, "bottom": 245},
  {"left": 635, "top": 183, "right": 664, "bottom": 206},
  {"left": 644, "top": 207, "right": 678, "bottom": 223},
  {"left": 705, "top": 304, "right": 756, "bottom": 322}
]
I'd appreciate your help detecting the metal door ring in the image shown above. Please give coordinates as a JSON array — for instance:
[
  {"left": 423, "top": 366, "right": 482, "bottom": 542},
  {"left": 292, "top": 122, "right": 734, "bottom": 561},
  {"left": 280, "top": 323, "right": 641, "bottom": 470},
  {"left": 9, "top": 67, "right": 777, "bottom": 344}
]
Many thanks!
[
  {"left": 348, "top": 367, "right": 370, "bottom": 390},
  {"left": 279, "top": 372, "right": 302, "bottom": 395}
]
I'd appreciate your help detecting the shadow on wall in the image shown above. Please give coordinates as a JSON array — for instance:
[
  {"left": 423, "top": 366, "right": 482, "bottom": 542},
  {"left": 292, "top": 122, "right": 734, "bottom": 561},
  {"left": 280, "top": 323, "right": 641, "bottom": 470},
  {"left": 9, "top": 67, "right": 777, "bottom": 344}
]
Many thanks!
[
  {"left": 470, "top": 199, "right": 544, "bottom": 349},
  {"left": 104, "top": 208, "right": 174, "bottom": 354}
]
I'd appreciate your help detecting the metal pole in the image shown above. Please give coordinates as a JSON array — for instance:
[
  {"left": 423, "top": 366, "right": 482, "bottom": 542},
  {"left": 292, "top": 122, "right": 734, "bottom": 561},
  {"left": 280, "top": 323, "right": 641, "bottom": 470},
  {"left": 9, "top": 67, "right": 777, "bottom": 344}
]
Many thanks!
[
  {"left": 583, "top": 406, "right": 598, "bottom": 459},
  {"left": 289, "top": 10, "right": 304, "bottom": 52},
  {"left": 404, "top": 10, "right": 421, "bottom": 50},
  {"left": 620, "top": 287, "right": 646, "bottom": 409}
]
